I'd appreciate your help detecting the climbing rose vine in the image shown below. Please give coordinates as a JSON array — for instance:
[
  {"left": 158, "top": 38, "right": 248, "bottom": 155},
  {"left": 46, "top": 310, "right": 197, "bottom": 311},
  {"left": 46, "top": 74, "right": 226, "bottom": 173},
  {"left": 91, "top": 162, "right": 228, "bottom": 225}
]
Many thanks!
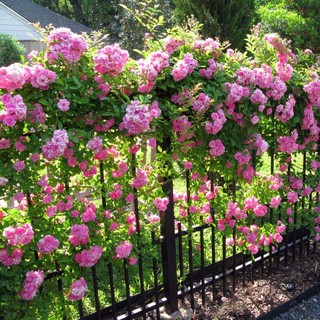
[{"left": 0, "top": 24, "right": 320, "bottom": 318}]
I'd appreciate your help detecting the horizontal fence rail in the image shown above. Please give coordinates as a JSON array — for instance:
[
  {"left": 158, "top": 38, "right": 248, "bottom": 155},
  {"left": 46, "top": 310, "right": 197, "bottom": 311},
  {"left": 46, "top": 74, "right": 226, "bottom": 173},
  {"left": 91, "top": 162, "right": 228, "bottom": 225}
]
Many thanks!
[{"left": 77, "top": 227, "right": 315, "bottom": 320}]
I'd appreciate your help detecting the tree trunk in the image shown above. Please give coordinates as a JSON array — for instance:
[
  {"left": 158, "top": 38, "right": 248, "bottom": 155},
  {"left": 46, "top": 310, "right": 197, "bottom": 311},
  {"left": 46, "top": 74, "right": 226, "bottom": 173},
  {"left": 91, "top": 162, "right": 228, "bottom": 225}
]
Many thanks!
[{"left": 70, "top": 0, "right": 83, "bottom": 23}]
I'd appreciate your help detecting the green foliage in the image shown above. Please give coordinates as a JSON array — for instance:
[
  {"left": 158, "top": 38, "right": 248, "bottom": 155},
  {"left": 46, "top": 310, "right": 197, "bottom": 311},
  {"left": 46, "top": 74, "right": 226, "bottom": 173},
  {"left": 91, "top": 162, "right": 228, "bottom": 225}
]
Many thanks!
[
  {"left": 31, "top": 0, "right": 175, "bottom": 54},
  {"left": 1, "top": 5, "right": 320, "bottom": 319},
  {"left": 116, "top": 0, "right": 175, "bottom": 55},
  {"left": 172, "top": 0, "right": 257, "bottom": 50},
  {"left": 256, "top": 0, "right": 320, "bottom": 52},
  {"left": 0, "top": 34, "right": 25, "bottom": 66}
]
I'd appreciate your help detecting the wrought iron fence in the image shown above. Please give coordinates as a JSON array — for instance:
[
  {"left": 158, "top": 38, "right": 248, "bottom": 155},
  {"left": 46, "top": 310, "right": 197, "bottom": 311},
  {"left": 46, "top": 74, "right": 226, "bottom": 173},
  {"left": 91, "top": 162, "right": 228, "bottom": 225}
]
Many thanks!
[
  {"left": 68, "top": 144, "right": 318, "bottom": 320},
  {"left": 1, "top": 141, "right": 318, "bottom": 320}
]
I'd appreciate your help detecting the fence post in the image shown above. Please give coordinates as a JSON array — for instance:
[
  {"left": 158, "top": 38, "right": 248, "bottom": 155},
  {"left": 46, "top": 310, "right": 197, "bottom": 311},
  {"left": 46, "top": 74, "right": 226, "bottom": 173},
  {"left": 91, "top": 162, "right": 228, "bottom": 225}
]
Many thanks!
[{"left": 158, "top": 138, "right": 178, "bottom": 314}]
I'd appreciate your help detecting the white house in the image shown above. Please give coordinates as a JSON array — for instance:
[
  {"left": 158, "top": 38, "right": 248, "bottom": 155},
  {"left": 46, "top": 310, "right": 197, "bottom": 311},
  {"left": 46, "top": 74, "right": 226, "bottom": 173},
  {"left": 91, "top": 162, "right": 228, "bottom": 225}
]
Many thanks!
[
  {"left": 0, "top": 0, "right": 92, "bottom": 54},
  {"left": 0, "top": 1, "right": 42, "bottom": 41}
]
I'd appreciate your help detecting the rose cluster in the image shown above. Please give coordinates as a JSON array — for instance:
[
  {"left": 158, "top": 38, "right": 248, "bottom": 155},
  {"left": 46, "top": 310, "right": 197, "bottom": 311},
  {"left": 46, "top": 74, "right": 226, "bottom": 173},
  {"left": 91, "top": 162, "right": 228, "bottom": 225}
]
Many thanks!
[
  {"left": 119, "top": 100, "right": 161, "bottom": 135},
  {"left": 46, "top": 27, "right": 88, "bottom": 62}
]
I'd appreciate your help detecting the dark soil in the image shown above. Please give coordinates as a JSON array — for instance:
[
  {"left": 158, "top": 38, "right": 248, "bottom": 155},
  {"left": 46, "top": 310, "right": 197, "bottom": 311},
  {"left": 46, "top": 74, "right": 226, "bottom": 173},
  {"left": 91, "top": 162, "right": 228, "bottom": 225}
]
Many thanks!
[
  {"left": 183, "top": 247, "right": 320, "bottom": 320},
  {"left": 136, "top": 244, "right": 319, "bottom": 320}
]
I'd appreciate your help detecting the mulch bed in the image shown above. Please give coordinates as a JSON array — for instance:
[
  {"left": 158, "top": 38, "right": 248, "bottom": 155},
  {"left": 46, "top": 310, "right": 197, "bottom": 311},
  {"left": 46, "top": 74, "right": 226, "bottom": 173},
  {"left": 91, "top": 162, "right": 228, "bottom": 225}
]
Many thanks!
[{"left": 182, "top": 247, "right": 320, "bottom": 320}]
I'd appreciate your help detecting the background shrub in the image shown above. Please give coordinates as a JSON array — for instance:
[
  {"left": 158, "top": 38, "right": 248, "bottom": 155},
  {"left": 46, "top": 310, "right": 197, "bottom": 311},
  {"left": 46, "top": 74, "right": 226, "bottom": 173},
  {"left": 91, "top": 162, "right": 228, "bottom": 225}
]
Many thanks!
[{"left": 0, "top": 34, "right": 25, "bottom": 66}]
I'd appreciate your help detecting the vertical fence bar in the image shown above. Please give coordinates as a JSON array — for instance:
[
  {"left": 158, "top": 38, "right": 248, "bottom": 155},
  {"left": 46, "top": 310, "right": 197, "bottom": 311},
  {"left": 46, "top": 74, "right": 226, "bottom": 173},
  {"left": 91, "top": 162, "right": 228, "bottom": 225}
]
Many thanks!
[
  {"left": 251, "top": 152, "right": 257, "bottom": 284},
  {"left": 178, "top": 222, "right": 185, "bottom": 302},
  {"left": 64, "top": 178, "right": 70, "bottom": 307},
  {"left": 270, "top": 143, "right": 275, "bottom": 273},
  {"left": 292, "top": 202, "right": 298, "bottom": 263},
  {"left": 314, "top": 191, "right": 319, "bottom": 253},
  {"left": 211, "top": 220, "right": 216, "bottom": 298},
  {"left": 252, "top": 150, "right": 256, "bottom": 171},
  {"left": 100, "top": 162, "right": 117, "bottom": 319},
  {"left": 270, "top": 139, "right": 275, "bottom": 175},
  {"left": 26, "top": 192, "right": 38, "bottom": 261},
  {"left": 160, "top": 176, "right": 178, "bottom": 313},
  {"left": 99, "top": 162, "right": 107, "bottom": 208},
  {"left": 277, "top": 205, "right": 282, "bottom": 269},
  {"left": 158, "top": 137, "right": 178, "bottom": 314},
  {"left": 92, "top": 266, "right": 101, "bottom": 320},
  {"left": 55, "top": 261, "right": 66, "bottom": 320},
  {"left": 260, "top": 217, "right": 264, "bottom": 276},
  {"left": 178, "top": 223, "right": 184, "bottom": 284},
  {"left": 209, "top": 173, "right": 216, "bottom": 300},
  {"left": 231, "top": 178, "right": 236, "bottom": 293},
  {"left": 78, "top": 300, "right": 84, "bottom": 319},
  {"left": 242, "top": 253, "right": 246, "bottom": 288},
  {"left": 250, "top": 255, "right": 255, "bottom": 284},
  {"left": 64, "top": 180, "right": 73, "bottom": 319},
  {"left": 285, "top": 213, "right": 289, "bottom": 266},
  {"left": 152, "top": 231, "right": 161, "bottom": 320},
  {"left": 300, "top": 150, "right": 307, "bottom": 258},
  {"left": 200, "top": 221, "right": 205, "bottom": 305},
  {"left": 108, "top": 263, "right": 117, "bottom": 320},
  {"left": 316, "top": 136, "right": 320, "bottom": 255},
  {"left": 269, "top": 207, "right": 274, "bottom": 274},
  {"left": 51, "top": 180, "right": 67, "bottom": 320},
  {"left": 124, "top": 259, "right": 132, "bottom": 319},
  {"left": 307, "top": 192, "right": 312, "bottom": 256},
  {"left": 131, "top": 153, "right": 147, "bottom": 319},
  {"left": 188, "top": 231, "right": 194, "bottom": 309},
  {"left": 232, "top": 228, "right": 236, "bottom": 293},
  {"left": 222, "top": 235, "right": 227, "bottom": 296},
  {"left": 285, "top": 163, "right": 291, "bottom": 266},
  {"left": 186, "top": 170, "right": 195, "bottom": 310}
]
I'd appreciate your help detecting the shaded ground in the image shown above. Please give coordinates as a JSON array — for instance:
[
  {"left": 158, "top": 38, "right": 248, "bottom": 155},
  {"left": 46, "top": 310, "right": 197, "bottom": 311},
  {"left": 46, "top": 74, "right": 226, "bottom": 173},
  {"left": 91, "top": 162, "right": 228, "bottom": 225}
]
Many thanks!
[
  {"left": 183, "top": 248, "right": 320, "bottom": 320},
  {"left": 134, "top": 244, "right": 319, "bottom": 320}
]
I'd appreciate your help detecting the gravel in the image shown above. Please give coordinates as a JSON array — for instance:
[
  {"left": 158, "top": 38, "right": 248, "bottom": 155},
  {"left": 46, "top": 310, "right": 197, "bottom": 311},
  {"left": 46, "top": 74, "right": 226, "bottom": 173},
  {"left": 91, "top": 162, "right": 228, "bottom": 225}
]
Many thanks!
[{"left": 273, "top": 293, "right": 320, "bottom": 320}]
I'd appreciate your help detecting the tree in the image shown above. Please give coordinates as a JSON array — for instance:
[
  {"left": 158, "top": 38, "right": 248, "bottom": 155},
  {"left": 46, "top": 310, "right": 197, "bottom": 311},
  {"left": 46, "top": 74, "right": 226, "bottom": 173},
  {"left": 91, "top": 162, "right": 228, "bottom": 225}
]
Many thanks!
[
  {"left": 30, "top": 0, "right": 174, "bottom": 54},
  {"left": 256, "top": 0, "right": 320, "bottom": 52},
  {"left": 0, "top": 34, "right": 25, "bottom": 66},
  {"left": 117, "top": 0, "right": 174, "bottom": 55},
  {"left": 31, "top": 0, "right": 119, "bottom": 30},
  {"left": 172, "top": 0, "right": 257, "bottom": 50}
]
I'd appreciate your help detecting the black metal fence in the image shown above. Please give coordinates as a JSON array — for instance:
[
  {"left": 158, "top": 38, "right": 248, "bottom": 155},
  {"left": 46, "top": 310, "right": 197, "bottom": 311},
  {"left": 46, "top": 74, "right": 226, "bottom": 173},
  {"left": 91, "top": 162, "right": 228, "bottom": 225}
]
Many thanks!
[
  {"left": 76, "top": 209, "right": 317, "bottom": 320},
  {"left": 64, "top": 146, "right": 319, "bottom": 320},
  {"left": 3, "top": 141, "right": 317, "bottom": 320}
]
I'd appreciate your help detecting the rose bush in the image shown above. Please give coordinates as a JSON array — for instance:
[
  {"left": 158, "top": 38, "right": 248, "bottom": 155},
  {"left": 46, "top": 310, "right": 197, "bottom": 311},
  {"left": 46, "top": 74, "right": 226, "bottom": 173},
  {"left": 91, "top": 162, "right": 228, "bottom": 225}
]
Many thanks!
[{"left": 0, "top": 20, "right": 320, "bottom": 318}]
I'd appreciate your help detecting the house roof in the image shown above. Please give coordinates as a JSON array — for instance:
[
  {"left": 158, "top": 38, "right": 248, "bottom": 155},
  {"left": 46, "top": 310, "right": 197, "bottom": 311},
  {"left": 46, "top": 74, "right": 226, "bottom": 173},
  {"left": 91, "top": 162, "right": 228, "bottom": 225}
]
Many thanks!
[
  {"left": 0, "top": 2, "right": 42, "bottom": 40},
  {"left": 0, "top": 0, "right": 93, "bottom": 34}
]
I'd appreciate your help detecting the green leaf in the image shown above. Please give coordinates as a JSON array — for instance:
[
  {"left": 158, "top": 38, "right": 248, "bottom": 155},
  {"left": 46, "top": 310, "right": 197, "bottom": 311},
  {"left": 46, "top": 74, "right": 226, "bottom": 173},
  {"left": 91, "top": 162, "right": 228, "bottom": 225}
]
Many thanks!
[
  {"left": 119, "top": 4, "right": 132, "bottom": 13},
  {"left": 39, "top": 99, "right": 49, "bottom": 106}
]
